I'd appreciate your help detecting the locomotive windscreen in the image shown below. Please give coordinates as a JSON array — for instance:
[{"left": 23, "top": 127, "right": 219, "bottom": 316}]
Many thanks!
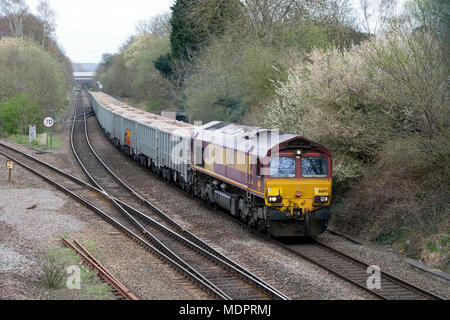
[{"left": 301, "top": 157, "right": 329, "bottom": 178}]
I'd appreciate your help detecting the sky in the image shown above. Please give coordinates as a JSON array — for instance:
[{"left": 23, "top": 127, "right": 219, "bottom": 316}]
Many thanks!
[{"left": 27, "top": 0, "right": 174, "bottom": 64}]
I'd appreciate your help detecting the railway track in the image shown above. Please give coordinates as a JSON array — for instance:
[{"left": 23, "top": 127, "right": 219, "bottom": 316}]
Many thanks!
[
  {"left": 81, "top": 91, "right": 446, "bottom": 301},
  {"left": 81, "top": 91, "right": 447, "bottom": 301},
  {"left": 280, "top": 240, "right": 444, "bottom": 300},
  {"left": 0, "top": 141, "right": 227, "bottom": 299},
  {"left": 70, "top": 90, "right": 289, "bottom": 300},
  {"left": 94, "top": 143, "right": 444, "bottom": 301},
  {"left": 0, "top": 95, "right": 288, "bottom": 300},
  {"left": 0, "top": 89, "right": 444, "bottom": 300},
  {"left": 62, "top": 238, "right": 138, "bottom": 300}
]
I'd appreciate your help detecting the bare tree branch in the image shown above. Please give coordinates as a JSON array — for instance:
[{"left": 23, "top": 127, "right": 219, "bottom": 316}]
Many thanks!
[
  {"left": 359, "top": 0, "right": 398, "bottom": 35},
  {"left": 135, "top": 12, "right": 171, "bottom": 38},
  {"left": 0, "top": 0, "right": 29, "bottom": 37},
  {"left": 36, "top": 0, "right": 56, "bottom": 47}
]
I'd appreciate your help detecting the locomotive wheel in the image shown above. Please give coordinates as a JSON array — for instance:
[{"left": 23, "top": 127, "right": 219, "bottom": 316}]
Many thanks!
[
  {"left": 206, "top": 193, "right": 216, "bottom": 209},
  {"left": 257, "top": 219, "right": 267, "bottom": 234}
]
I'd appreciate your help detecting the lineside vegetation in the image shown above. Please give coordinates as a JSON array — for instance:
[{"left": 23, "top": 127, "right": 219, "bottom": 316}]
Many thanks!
[{"left": 0, "top": 0, "right": 72, "bottom": 139}]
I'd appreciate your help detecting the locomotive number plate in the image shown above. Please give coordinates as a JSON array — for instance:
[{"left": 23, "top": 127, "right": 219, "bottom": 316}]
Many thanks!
[{"left": 314, "top": 188, "right": 329, "bottom": 196}]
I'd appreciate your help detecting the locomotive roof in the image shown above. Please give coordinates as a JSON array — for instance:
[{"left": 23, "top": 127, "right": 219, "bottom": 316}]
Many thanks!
[{"left": 194, "top": 121, "right": 329, "bottom": 158}]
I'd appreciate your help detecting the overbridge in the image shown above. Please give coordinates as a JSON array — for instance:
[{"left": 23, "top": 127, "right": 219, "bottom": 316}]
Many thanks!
[{"left": 73, "top": 72, "right": 96, "bottom": 87}]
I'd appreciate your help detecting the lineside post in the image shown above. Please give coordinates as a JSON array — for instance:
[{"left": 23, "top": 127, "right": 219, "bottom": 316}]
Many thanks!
[{"left": 6, "top": 160, "right": 13, "bottom": 182}]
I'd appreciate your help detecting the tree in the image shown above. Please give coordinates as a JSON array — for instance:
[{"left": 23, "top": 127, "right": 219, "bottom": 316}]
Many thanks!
[
  {"left": 100, "top": 53, "right": 114, "bottom": 69},
  {"left": 170, "top": 0, "right": 243, "bottom": 59},
  {"left": 95, "top": 34, "right": 177, "bottom": 112},
  {"left": 405, "top": 0, "right": 449, "bottom": 62},
  {"left": 36, "top": 0, "right": 56, "bottom": 48},
  {"left": 305, "top": 0, "right": 358, "bottom": 28},
  {"left": 135, "top": 12, "right": 172, "bottom": 38},
  {"left": 0, "top": 93, "right": 40, "bottom": 135},
  {"left": 0, "top": 37, "right": 67, "bottom": 117},
  {"left": 155, "top": 0, "right": 243, "bottom": 81},
  {"left": 358, "top": 0, "right": 398, "bottom": 35},
  {"left": 242, "top": 0, "right": 303, "bottom": 42},
  {"left": 241, "top": 0, "right": 358, "bottom": 43},
  {"left": 263, "top": 0, "right": 449, "bottom": 185},
  {"left": 0, "top": 0, "right": 29, "bottom": 37},
  {"left": 0, "top": 2, "right": 72, "bottom": 103}
]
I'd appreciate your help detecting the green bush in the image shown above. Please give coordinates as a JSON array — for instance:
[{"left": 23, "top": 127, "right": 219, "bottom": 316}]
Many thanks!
[
  {"left": 0, "top": 94, "right": 41, "bottom": 135},
  {"left": 183, "top": 33, "right": 297, "bottom": 123},
  {"left": 41, "top": 244, "right": 115, "bottom": 297},
  {"left": 0, "top": 38, "right": 67, "bottom": 117},
  {"left": 330, "top": 136, "right": 449, "bottom": 268}
]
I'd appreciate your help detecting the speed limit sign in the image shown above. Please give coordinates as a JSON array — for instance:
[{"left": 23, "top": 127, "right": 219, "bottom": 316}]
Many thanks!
[{"left": 43, "top": 116, "right": 55, "bottom": 128}]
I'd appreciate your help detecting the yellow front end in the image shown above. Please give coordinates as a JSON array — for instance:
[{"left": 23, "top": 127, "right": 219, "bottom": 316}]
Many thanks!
[{"left": 265, "top": 178, "right": 332, "bottom": 214}]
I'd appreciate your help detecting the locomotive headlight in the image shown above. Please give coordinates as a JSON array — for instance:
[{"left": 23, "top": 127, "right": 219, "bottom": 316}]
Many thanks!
[
  {"left": 315, "top": 196, "right": 329, "bottom": 203},
  {"left": 269, "top": 196, "right": 283, "bottom": 203}
]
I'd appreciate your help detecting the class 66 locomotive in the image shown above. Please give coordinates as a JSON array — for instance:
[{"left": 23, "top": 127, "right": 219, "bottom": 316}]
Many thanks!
[
  {"left": 191, "top": 122, "right": 332, "bottom": 238},
  {"left": 89, "top": 91, "right": 332, "bottom": 238}
]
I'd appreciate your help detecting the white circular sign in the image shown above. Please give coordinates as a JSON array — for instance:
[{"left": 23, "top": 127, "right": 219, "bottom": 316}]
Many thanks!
[{"left": 43, "top": 116, "right": 55, "bottom": 128}]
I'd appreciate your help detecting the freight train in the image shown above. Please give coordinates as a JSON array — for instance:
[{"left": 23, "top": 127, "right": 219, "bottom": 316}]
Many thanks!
[{"left": 88, "top": 91, "right": 332, "bottom": 238}]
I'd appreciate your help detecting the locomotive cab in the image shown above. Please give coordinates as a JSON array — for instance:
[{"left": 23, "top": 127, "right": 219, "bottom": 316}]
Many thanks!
[
  {"left": 261, "top": 145, "right": 333, "bottom": 237},
  {"left": 191, "top": 121, "right": 333, "bottom": 238}
]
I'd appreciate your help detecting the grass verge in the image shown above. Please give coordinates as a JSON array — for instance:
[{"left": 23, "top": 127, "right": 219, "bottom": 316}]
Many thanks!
[{"left": 41, "top": 243, "right": 115, "bottom": 300}]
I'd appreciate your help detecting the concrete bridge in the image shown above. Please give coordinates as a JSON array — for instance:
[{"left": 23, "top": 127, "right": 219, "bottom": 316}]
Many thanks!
[{"left": 73, "top": 72, "right": 96, "bottom": 87}]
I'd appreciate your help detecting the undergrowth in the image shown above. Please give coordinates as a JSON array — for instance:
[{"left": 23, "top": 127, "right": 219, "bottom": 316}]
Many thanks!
[{"left": 331, "top": 137, "right": 449, "bottom": 271}]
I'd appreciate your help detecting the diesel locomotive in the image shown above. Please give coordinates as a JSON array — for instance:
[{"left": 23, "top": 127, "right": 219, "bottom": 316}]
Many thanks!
[{"left": 88, "top": 91, "right": 332, "bottom": 237}]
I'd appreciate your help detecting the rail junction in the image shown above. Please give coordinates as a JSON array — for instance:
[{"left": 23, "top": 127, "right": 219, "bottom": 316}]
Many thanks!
[{"left": 0, "top": 90, "right": 445, "bottom": 301}]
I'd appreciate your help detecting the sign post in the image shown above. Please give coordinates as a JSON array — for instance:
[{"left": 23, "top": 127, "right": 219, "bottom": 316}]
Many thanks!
[
  {"left": 43, "top": 116, "right": 55, "bottom": 149},
  {"left": 29, "top": 125, "right": 36, "bottom": 143},
  {"left": 6, "top": 160, "right": 13, "bottom": 182}
]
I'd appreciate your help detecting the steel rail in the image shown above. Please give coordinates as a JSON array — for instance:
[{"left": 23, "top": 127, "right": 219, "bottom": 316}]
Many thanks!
[
  {"left": 0, "top": 106, "right": 229, "bottom": 300},
  {"left": 72, "top": 238, "right": 130, "bottom": 292},
  {"left": 0, "top": 139, "right": 236, "bottom": 300},
  {"left": 72, "top": 92, "right": 232, "bottom": 300},
  {"left": 75, "top": 91, "right": 289, "bottom": 300},
  {"left": 315, "top": 241, "right": 445, "bottom": 300},
  {"left": 0, "top": 145, "right": 227, "bottom": 299},
  {"left": 81, "top": 92, "right": 290, "bottom": 300},
  {"left": 62, "top": 237, "right": 138, "bottom": 300},
  {"left": 279, "top": 240, "right": 445, "bottom": 300},
  {"left": 0, "top": 140, "right": 243, "bottom": 300},
  {"left": 78, "top": 91, "right": 445, "bottom": 301}
]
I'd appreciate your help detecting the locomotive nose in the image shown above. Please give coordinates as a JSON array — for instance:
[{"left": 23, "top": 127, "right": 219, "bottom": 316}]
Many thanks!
[{"left": 265, "top": 178, "right": 332, "bottom": 210}]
